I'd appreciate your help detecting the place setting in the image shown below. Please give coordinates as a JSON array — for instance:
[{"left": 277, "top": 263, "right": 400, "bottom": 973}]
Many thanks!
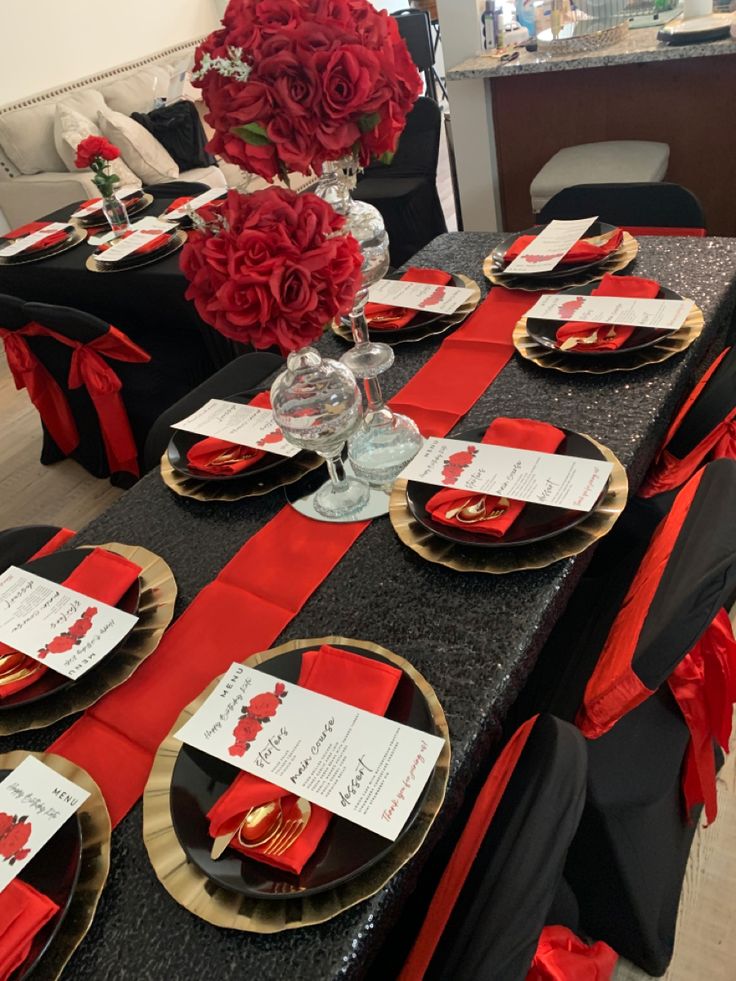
[
  {"left": 85, "top": 223, "right": 186, "bottom": 274},
  {"left": 0, "top": 751, "right": 110, "bottom": 981},
  {"left": 143, "top": 636, "right": 450, "bottom": 932},
  {"left": 512, "top": 273, "right": 706, "bottom": 374},
  {"left": 0, "top": 540, "right": 176, "bottom": 734},
  {"left": 70, "top": 187, "right": 154, "bottom": 230},
  {"left": 331, "top": 268, "right": 481, "bottom": 347},
  {"left": 158, "top": 187, "right": 229, "bottom": 228},
  {"left": 160, "top": 387, "right": 324, "bottom": 502},
  {"left": 0, "top": 222, "right": 87, "bottom": 267},
  {"left": 483, "top": 217, "right": 639, "bottom": 292},
  {"left": 390, "top": 416, "right": 628, "bottom": 574}
]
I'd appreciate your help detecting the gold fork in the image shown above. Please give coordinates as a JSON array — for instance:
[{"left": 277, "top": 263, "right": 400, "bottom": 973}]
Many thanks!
[{"left": 261, "top": 798, "right": 312, "bottom": 857}]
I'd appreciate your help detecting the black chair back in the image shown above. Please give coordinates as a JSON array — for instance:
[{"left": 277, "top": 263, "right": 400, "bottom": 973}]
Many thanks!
[
  {"left": 666, "top": 345, "right": 736, "bottom": 461},
  {"left": 361, "top": 96, "right": 442, "bottom": 183},
  {"left": 393, "top": 9, "right": 436, "bottom": 99},
  {"left": 144, "top": 180, "right": 212, "bottom": 198},
  {"left": 538, "top": 182, "right": 706, "bottom": 230},
  {"left": 0, "top": 526, "right": 71, "bottom": 569},
  {"left": 0, "top": 292, "right": 27, "bottom": 330}
]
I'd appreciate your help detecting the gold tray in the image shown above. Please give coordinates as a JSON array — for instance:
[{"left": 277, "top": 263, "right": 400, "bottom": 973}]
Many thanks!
[
  {"left": 389, "top": 436, "right": 627, "bottom": 574},
  {"left": 161, "top": 449, "right": 323, "bottom": 501},
  {"left": 0, "top": 543, "right": 176, "bottom": 734},
  {"left": 143, "top": 636, "right": 451, "bottom": 933},
  {"left": 513, "top": 301, "right": 705, "bottom": 374},
  {"left": 0, "top": 750, "right": 110, "bottom": 981}
]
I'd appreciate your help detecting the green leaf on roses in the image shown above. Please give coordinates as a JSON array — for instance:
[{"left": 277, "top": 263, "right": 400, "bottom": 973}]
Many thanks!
[
  {"left": 232, "top": 122, "right": 272, "bottom": 147},
  {"left": 358, "top": 111, "right": 380, "bottom": 133}
]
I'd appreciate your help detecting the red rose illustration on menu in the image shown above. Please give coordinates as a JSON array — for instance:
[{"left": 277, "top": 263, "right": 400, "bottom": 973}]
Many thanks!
[
  {"left": 257, "top": 428, "right": 284, "bottom": 448},
  {"left": 418, "top": 285, "right": 447, "bottom": 309},
  {"left": 38, "top": 606, "right": 98, "bottom": 659},
  {"left": 441, "top": 445, "right": 479, "bottom": 486},
  {"left": 519, "top": 252, "right": 560, "bottom": 265},
  {"left": 228, "top": 681, "right": 287, "bottom": 757},
  {"left": 558, "top": 297, "right": 585, "bottom": 320},
  {"left": 0, "top": 813, "right": 32, "bottom": 865}
]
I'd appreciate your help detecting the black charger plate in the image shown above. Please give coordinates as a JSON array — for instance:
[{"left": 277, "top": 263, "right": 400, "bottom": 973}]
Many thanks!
[
  {"left": 74, "top": 192, "right": 152, "bottom": 228},
  {"left": 365, "top": 272, "right": 465, "bottom": 340},
  {"left": 0, "top": 767, "right": 82, "bottom": 981},
  {"left": 525, "top": 282, "right": 683, "bottom": 355},
  {"left": 406, "top": 425, "right": 608, "bottom": 549},
  {"left": 89, "top": 227, "right": 181, "bottom": 271},
  {"left": 0, "top": 227, "right": 85, "bottom": 267},
  {"left": 167, "top": 389, "right": 292, "bottom": 482},
  {"left": 491, "top": 221, "right": 619, "bottom": 280},
  {"left": 0, "top": 549, "right": 140, "bottom": 712},
  {"left": 169, "top": 641, "right": 437, "bottom": 899}
]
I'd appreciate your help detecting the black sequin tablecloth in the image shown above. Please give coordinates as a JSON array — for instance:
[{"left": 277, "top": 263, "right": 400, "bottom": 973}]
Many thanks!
[{"left": 4, "top": 232, "right": 736, "bottom": 980}]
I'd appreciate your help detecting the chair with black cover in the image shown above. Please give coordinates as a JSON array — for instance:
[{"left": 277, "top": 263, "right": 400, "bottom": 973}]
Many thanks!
[
  {"left": 19, "top": 300, "right": 188, "bottom": 486},
  {"left": 538, "top": 182, "right": 706, "bottom": 235},
  {"left": 0, "top": 526, "right": 74, "bottom": 570},
  {"left": 393, "top": 9, "right": 438, "bottom": 102},
  {"left": 398, "top": 714, "right": 618, "bottom": 981},
  {"left": 143, "top": 180, "right": 211, "bottom": 198},
  {"left": 354, "top": 96, "right": 447, "bottom": 269},
  {"left": 143, "top": 351, "right": 284, "bottom": 472},
  {"left": 522, "top": 459, "right": 736, "bottom": 976}
]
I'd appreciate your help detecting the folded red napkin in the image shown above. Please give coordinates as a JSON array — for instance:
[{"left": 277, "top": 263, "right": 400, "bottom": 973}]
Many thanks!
[
  {"left": 504, "top": 227, "right": 624, "bottom": 267},
  {"left": 98, "top": 229, "right": 172, "bottom": 257},
  {"left": 163, "top": 196, "right": 193, "bottom": 215},
  {"left": 207, "top": 645, "right": 402, "bottom": 875},
  {"left": 0, "top": 878, "right": 59, "bottom": 981},
  {"left": 365, "top": 267, "right": 453, "bottom": 330},
  {"left": 186, "top": 391, "right": 274, "bottom": 476},
  {"left": 76, "top": 191, "right": 143, "bottom": 214},
  {"left": 555, "top": 274, "right": 661, "bottom": 352},
  {"left": 426, "top": 418, "right": 565, "bottom": 538},
  {"left": 2, "top": 221, "right": 55, "bottom": 240},
  {"left": 0, "top": 548, "right": 142, "bottom": 700}
]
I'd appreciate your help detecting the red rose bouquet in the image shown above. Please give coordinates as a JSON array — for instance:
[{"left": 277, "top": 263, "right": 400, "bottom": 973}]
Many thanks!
[
  {"left": 192, "top": 0, "right": 422, "bottom": 181},
  {"left": 180, "top": 186, "right": 363, "bottom": 353},
  {"left": 75, "top": 135, "right": 122, "bottom": 197}
]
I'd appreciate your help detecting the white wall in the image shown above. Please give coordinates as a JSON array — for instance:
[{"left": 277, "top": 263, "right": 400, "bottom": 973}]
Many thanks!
[{"left": 0, "top": 0, "right": 222, "bottom": 104}]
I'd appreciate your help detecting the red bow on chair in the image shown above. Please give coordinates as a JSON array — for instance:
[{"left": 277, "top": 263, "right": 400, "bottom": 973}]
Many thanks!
[
  {"left": 0, "top": 328, "right": 79, "bottom": 456},
  {"left": 15, "top": 323, "right": 150, "bottom": 478}
]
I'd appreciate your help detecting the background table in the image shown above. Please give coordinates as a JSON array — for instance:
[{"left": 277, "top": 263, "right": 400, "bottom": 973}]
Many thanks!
[{"left": 4, "top": 232, "right": 736, "bottom": 979}]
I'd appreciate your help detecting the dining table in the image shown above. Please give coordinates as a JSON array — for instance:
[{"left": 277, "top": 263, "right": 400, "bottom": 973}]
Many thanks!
[{"left": 3, "top": 230, "right": 736, "bottom": 979}]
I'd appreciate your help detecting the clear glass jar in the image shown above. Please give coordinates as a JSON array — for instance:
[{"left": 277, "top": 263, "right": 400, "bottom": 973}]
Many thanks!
[{"left": 101, "top": 194, "right": 132, "bottom": 238}]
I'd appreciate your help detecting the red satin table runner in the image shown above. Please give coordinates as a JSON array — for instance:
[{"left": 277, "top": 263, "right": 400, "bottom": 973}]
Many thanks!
[{"left": 49, "top": 282, "right": 541, "bottom": 827}]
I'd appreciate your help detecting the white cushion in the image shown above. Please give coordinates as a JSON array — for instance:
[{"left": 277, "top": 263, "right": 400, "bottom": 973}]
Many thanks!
[
  {"left": 97, "top": 106, "right": 178, "bottom": 185},
  {"left": 53, "top": 104, "right": 141, "bottom": 188},
  {"left": 0, "top": 103, "right": 65, "bottom": 175},
  {"left": 58, "top": 88, "right": 107, "bottom": 122},
  {"left": 180, "top": 165, "right": 227, "bottom": 188},
  {"left": 100, "top": 69, "right": 161, "bottom": 115},
  {"left": 530, "top": 141, "right": 670, "bottom": 213}
]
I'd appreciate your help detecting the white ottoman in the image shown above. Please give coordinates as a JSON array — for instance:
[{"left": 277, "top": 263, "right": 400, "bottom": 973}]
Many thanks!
[{"left": 530, "top": 141, "right": 670, "bottom": 214}]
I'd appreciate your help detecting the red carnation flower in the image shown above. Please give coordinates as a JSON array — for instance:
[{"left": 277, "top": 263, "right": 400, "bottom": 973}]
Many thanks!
[{"left": 75, "top": 135, "right": 121, "bottom": 169}]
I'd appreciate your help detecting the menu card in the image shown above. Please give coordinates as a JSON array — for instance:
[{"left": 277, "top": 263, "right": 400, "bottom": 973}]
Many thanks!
[
  {"left": 164, "top": 187, "right": 228, "bottom": 220},
  {"left": 0, "top": 757, "right": 89, "bottom": 893},
  {"left": 0, "top": 567, "right": 138, "bottom": 680},
  {"left": 0, "top": 223, "right": 69, "bottom": 257},
  {"left": 89, "top": 216, "right": 172, "bottom": 247},
  {"left": 172, "top": 399, "right": 300, "bottom": 458},
  {"left": 504, "top": 217, "right": 597, "bottom": 274},
  {"left": 94, "top": 228, "right": 172, "bottom": 263},
  {"left": 176, "top": 663, "right": 445, "bottom": 841},
  {"left": 400, "top": 436, "right": 612, "bottom": 512},
  {"left": 367, "top": 279, "right": 474, "bottom": 316},
  {"left": 71, "top": 185, "right": 140, "bottom": 218},
  {"left": 524, "top": 293, "right": 693, "bottom": 331}
]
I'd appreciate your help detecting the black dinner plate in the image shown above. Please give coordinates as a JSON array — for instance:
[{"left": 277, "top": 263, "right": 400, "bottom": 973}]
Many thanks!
[
  {"left": 492, "top": 221, "right": 619, "bottom": 279},
  {"left": 167, "top": 389, "right": 290, "bottom": 482},
  {"left": 74, "top": 193, "right": 149, "bottom": 228},
  {"left": 406, "top": 425, "right": 608, "bottom": 549},
  {"left": 0, "top": 767, "right": 82, "bottom": 981},
  {"left": 169, "top": 641, "right": 438, "bottom": 899},
  {"left": 366, "top": 272, "right": 465, "bottom": 339},
  {"left": 0, "top": 227, "right": 77, "bottom": 266},
  {"left": 525, "top": 282, "right": 684, "bottom": 355},
  {"left": 0, "top": 549, "right": 141, "bottom": 712},
  {"left": 91, "top": 228, "right": 179, "bottom": 269}
]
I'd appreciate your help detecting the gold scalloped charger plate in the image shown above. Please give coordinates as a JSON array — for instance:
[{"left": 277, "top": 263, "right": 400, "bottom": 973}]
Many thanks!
[
  {"left": 513, "top": 301, "right": 704, "bottom": 374},
  {"left": 483, "top": 232, "right": 639, "bottom": 292},
  {"left": 0, "top": 750, "right": 111, "bottom": 981},
  {"left": 0, "top": 543, "right": 176, "bottom": 735},
  {"left": 85, "top": 228, "right": 186, "bottom": 273},
  {"left": 389, "top": 436, "right": 627, "bottom": 574},
  {"left": 160, "top": 450, "right": 324, "bottom": 502},
  {"left": 331, "top": 275, "right": 482, "bottom": 347},
  {"left": 143, "top": 636, "right": 451, "bottom": 933},
  {"left": 0, "top": 226, "right": 88, "bottom": 266}
]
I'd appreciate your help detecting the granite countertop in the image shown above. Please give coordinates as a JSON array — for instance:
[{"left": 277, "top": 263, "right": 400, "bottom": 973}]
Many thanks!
[{"left": 447, "top": 23, "right": 736, "bottom": 79}]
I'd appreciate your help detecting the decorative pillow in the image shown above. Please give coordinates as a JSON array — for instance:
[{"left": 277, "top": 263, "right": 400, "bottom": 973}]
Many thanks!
[
  {"left": 97, "top": 106, "right": 179, "bottom": 185},
  {"left": 132, "top": 102, "right": 216, "bottom": 172},
  {"left": 99, "top": 69, "right": 163, "bottom": 116},
  {"left": 0, "top": 104, "right": 66, "bottom": 174},
  {"left": 53, "top": 104, "right": 141, "bottom": 188},
  {"left": 58, "top": 89, "right": 107, "bottom": 123}
]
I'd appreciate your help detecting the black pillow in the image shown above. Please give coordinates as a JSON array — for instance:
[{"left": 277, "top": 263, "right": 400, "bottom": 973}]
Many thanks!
[{"left": 132, "top": 101, "right": 216, "bottom": 172}]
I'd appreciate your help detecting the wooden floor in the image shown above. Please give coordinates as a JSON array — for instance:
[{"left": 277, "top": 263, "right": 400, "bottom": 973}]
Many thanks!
[{"left": 1, "top": 142, "right": 734, "bottom": 980}]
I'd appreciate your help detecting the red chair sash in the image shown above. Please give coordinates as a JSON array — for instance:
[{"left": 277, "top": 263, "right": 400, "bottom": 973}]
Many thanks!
[
  {"left": 21, "top": 323, "right": 150, "bottom": 477},
  {"left": 0, "top": 327, "right": 79, "bottom": 455},
  {"left": 668, "top": 608, "right": 736, "bottom": 824}
]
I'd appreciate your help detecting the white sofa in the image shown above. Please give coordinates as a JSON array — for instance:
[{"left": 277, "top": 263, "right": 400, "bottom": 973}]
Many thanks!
[{"left": 0, "top": 39, "right": 228, "bottom": 229}]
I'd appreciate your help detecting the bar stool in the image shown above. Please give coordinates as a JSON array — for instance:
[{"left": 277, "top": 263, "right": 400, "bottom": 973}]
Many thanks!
[{"left": 530, "top": 141, "right": 670, "bottom": 216}]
